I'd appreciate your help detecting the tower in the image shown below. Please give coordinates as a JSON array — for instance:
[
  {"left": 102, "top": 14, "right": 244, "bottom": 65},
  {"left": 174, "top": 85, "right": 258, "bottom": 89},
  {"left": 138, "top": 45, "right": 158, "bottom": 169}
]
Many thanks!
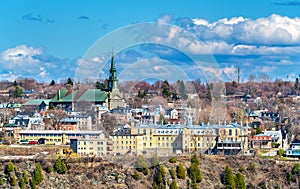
[
  {"left": 107, "top": 53, "right": 118, "bottom": 91},
  {"left": 106, "top": 52, "right": 126, "bottom": 110}
]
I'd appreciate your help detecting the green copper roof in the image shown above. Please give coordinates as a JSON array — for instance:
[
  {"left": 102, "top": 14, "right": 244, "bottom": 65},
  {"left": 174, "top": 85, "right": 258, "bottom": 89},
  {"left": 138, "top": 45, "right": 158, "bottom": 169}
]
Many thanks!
[
  {"left": 25, "top": 99, "right": 50, "bottom": 106},
  {"left": 77, "top": 89, "right": 108, "bottom": 102},
  {"left": 51, "top": 89, "right": 68, "bottom": 102},
  {"left": 59, "top": 91, "right": 76, "bottom": 102}
]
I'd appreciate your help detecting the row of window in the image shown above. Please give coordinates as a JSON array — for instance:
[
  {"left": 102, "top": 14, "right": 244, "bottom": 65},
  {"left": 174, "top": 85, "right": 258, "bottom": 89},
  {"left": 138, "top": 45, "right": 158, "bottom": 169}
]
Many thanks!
[
  {"left": 114, "top": 141, "right": 136, "bottom": 145},
  {"left": 78, "top": 147, "right": 104, "bottom": 151},
  {"left": 78, "top": 141, "right": 104, "bottom": 145}
]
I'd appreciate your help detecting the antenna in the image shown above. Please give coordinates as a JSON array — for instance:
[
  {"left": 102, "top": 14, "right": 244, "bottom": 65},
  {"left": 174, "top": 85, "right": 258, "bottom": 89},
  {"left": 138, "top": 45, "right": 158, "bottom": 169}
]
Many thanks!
[{"left": 238, "top": 67, "right": 240, "bottom": 83}]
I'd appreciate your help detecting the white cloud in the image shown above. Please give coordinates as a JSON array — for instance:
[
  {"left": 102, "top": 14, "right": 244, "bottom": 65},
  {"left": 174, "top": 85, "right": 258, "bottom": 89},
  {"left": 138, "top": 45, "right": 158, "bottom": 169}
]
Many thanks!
[
  {"left": 189, "top": 14, "right": 300, "bottom": 45},
  {"left": 1, "top": 44, "right": 42, "bottom": 64},
  {"left": 157, "top": 15, "right": 172, "bottom": 25},
  {"left": 0, "top": 44, "right": 77, "bottom": 81},
  {"left": 118, "top": 57, "right": 190, "bottom": 82}
]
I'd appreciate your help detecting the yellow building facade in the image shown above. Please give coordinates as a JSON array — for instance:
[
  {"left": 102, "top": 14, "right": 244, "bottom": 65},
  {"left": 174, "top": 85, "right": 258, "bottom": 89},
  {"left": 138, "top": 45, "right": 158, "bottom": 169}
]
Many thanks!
[{"left": 112, "top": 122, "right": 249, "bottom": 156}]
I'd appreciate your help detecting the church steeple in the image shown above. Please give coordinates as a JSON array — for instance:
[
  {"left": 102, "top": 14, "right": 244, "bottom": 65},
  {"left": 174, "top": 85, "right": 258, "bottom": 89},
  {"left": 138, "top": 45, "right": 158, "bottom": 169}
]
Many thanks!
[{"left": 108, "top": 52, "right": 118, "bottom": 91}]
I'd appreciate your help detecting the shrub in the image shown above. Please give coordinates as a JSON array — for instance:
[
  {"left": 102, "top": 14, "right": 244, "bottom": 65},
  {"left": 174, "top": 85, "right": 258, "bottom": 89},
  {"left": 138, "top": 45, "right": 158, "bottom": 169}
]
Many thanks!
[
  {"left": 5, "top": 161, "right": 14, "bottom": 175},
  {"left": 152, "top": 181, "right": 159, "bottom": 189},
  {"left": 188, "top": 163, "right": 202, "bottom": 183},
  {"left": 169, "top": 157, "right": 177, "bottom": 163},
  {"left": 177, "top": 163, "right": 186, "bottom": 179},
  {"left": 247, "top": 162, "right": 256, "bottom": 172},
  {"left": 20, "top": 177, "right": 26, "bottom": 189},
  {"left": 170, "top": 180, "right": 178, "bottom": 189},
  {"left": 23, "top": 171, "right": 29, "bottom": 184},
  {"left": 157, "top": 172, "right": 163, "bottom": 184},
  {"left": 54, "top": 156, "right": 67, "bottom": 174},
  {"left": 0, "top": 177, "right": 3, "bottom": 185},
  {"left": 135, "top": 155, "right": 149, "bottom": 175},
  {"left": 169, "top": 168, "right": 176, "bottom": 179},
  {"left": 287, "top": 171, "right": 292, "bottom": 183},
  {"left": 46, "top": 166, "right": 53, "bottom": 173},
  {"left": 191, "top": 154, "right": 200, "bottom": 165},
  {"left": 223, "top": 165, "right": 235, "bottom": 189},
  {"left": 239, "top": 166, "right": 245, "bottom": 172},
  {"left": 30, "top": 178, "right": 36, "bottom": 189},
  {"left": 277, "top": 149, "right": 284, "bottom": 157},
  {"left": 235, "top": 172, "right": 246, "bottom": 189},
  {"left": 160, "top": 165, "right": 167, "bottom": 176},
  {"left": 132, "top": 171, "right": 141, "bottom": 180},
  {"left": 33, "top": 163, "right": 43, "bottom": 185},
  {"left": 292, "top": 163, "right": 300, "bottom": 175},
  {"left": 11, "top": 174, "right": 17, "bottom": 186}
]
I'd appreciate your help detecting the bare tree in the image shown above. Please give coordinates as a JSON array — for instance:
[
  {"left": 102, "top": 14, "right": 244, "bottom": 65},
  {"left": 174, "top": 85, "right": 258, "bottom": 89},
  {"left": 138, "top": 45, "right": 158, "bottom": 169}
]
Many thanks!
[{"left": 47, "top": 110, "right": 67, "bottom": 130}]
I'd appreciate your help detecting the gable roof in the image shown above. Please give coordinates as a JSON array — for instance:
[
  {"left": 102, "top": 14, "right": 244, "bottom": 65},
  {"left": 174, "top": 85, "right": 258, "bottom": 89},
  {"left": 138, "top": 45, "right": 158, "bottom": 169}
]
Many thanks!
[
  {"left": 77, "top": 89, "right": 108, "bottom": 102},
  {"left": 24, "top": 99, "right": 50, "bottom": 106},
  {"left": 51, "top": 89, "right": 108, "bottom": 103}
]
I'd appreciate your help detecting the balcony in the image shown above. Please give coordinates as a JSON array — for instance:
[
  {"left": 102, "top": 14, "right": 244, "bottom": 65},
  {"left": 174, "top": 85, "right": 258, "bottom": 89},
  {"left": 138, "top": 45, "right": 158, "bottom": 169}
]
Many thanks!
[{"left": 217, "top": 142, "right": 242, "bottom": 150}]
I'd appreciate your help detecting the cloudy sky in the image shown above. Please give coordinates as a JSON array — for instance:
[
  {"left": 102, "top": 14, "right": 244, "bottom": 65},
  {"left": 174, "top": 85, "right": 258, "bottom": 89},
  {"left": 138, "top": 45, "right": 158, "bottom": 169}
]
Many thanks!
[{"left": 1, "top": 0, "right": 300, "bottom": 82}]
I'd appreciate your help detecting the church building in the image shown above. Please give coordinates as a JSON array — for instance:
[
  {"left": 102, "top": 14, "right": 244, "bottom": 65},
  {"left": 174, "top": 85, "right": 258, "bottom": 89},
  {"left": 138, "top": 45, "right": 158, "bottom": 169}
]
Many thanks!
[{"left": 50, "top": 53, "right": 126, "bottom": 111}]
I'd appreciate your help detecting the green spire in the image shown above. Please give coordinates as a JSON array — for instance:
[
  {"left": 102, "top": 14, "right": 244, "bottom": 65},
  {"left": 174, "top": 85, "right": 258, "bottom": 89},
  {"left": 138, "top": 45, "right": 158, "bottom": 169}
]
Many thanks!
[
  {"left": 108, "top": 51, "right": 118, "bottom": 91},
  {"left": 110, "top": 51, "right": 116, "bottom": 74}
]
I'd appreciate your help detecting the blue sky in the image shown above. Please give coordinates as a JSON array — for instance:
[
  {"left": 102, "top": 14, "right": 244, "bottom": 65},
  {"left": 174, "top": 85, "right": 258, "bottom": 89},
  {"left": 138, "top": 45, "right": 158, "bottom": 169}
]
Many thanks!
[{"left": 1, "top": 0, "right": 300, "bottom": 82}]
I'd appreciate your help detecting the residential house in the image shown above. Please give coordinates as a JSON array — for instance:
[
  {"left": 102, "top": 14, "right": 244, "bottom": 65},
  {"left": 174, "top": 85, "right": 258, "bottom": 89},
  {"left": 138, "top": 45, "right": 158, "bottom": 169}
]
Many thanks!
[
  {"left": 250, "top": 134, "right": 272, "bottom": 149},
  {"left": 286, "top": 139, "right": 300, "bottom": 157}
]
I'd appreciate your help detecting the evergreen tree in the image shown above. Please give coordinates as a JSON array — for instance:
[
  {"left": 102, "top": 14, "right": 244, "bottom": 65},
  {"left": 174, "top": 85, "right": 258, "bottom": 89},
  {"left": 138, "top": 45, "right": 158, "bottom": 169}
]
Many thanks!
[
  {"left": 134, "top": 155, "right": 149, "bottom": 175},
  {"left": 30, "top": 178, "right": 36, "bottom": 189},
  {"left": 160, "top": 165, "right": 167, "bottom": 176},
  {"left": 188, "top": 163, "right": 202, "bottom": 183},
  {"left": 169, "top": 168, "right": 176, "bottom": 179},
  {"left": 152, "top": 181, "right": 159, "bottom": 189},
  {"left": 33, "top": 163, "right": 43, "bottom": 185},
  {"left": 295, "top": 77, "right": 299, "bottom": 89},
  {"left": 277, "top": 149, "right": 284, "bottom": 157},
  {"left": 287, "top": 171, "right": 293, "bottom": 183},
  {"left": 235, "top": 172, "right": 246, "bottom": 189},
  {"left": 169, "top": 157, "right": 177, "bottom": 163},
  {"left": 11, "top": 174, "right": 17, "bottom": 186},
  {"left": 132, "top": 171, "right": 141, "bottom": 180},
  {"left": 177, "top": 163, "right": 186, "bottom": 179},
  {"left": 177, "top": 80, "right": 188, "bottom": 100},
  {"left": 66, "top": 78, "right": 73, "bottom": 85},
  {"left": 223, "top": 165, "right": 235, "bottom": 189},
  {"left": 255, "top": 126, "right": 263, "bottom": 135},
  {"left": 12, "top": 80, "right": 18, "bottom": 86},
  {"left": 157, "top": 171, "right": 163, "bottom": 184},
  {"left": 20, "top": 176, "right": 26, "bottom": 189},
  {"left": 95, "top": 81, "right": 106, "bottom": 89},
  {"left": 191, "top": 153, "right": 200, "bottom": 165},
  {"left": 14, "top": 85, "right": 22, "bottom": 98},
  {"left": 50, "top": 80, "right": 55, "bottom": 86},
  {"left": 23, "top": 170, "right": 29, "bottom": 184},
  {"left": 5, "top": 161, "right": 14, "bottom": 175},
  {"left": 48, "top": 103, "right": 55, "bottom": 110},
  {"left": 54, "top": 156, "right": 67, "bottom": 174},
  {"left": 162, "top": 80, "right": 171, "bottom": 98},
  {"left": 170, "top": 180, "right": 178, "bottom": 189},
  {"left": 292, "top": 163, "right": 300, "bottom": 175},
  {"left": 151, "top": 155, "right": 159, "bottom": 168},
  {"left": 47, "top": 166, "right": 53, "bottom": 173}
]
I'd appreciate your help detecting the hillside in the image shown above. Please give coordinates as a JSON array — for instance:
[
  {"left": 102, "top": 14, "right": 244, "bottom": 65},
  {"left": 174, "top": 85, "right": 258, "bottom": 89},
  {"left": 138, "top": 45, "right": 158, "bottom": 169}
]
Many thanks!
[{"left": 0, "top": 153, "right": 299, "bottom": 189}]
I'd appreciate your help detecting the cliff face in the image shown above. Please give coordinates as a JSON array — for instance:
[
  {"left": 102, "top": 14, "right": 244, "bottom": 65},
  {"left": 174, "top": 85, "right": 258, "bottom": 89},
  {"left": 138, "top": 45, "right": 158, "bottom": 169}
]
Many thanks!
[{"left": 0, "top": 155, "right": 298, "bottom": 189}]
